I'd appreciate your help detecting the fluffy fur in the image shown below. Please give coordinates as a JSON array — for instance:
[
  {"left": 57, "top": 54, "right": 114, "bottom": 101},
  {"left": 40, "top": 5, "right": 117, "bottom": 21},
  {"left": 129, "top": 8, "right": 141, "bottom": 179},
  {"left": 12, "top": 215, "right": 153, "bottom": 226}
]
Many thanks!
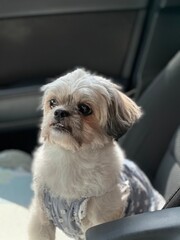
[{"left": 28, "top": 69, "right": 142, "bottom": 240}]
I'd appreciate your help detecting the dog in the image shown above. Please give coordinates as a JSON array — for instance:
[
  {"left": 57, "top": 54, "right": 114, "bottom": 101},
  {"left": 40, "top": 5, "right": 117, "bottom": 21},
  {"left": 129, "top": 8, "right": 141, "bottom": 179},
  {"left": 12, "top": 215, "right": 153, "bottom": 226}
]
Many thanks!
[{"left": 28, "top": 69, "right": 165, "bottom": 240}]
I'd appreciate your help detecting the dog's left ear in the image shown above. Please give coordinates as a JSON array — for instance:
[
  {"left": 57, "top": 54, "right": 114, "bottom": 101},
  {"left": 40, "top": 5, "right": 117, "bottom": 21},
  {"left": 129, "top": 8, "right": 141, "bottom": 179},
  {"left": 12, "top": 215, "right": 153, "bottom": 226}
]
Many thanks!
[{"left": 105, "top": 88, "right": 142, "bottom": 139}]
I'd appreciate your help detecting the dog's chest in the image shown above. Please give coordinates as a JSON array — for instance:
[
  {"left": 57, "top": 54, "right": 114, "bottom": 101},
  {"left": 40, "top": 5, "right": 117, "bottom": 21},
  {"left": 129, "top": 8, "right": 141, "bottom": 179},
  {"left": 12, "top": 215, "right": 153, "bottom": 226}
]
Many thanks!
[
  {"left": 36, "top": 149, "right": 112, "bottom": 199},
  {"left": 34, "top": 143, "right": 122, "bottom": 199}
]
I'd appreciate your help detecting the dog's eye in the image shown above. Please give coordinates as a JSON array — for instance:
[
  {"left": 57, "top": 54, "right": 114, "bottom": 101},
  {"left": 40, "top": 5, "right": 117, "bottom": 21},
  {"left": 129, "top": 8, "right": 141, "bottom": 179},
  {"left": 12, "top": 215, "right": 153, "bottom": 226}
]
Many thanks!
[
  {"left": 49, "top": 99, "right": 58, "bottom": 109},
  {"left": 78, "top": 103, "right": 92, "bottom": 116}
]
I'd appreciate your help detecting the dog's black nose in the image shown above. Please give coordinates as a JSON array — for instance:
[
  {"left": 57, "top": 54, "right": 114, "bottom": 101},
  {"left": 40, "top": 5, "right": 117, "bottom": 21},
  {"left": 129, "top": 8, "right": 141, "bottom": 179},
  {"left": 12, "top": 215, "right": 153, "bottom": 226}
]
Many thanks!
[{"left": 54, "top": 109, "right": 70, "bottom": 120}]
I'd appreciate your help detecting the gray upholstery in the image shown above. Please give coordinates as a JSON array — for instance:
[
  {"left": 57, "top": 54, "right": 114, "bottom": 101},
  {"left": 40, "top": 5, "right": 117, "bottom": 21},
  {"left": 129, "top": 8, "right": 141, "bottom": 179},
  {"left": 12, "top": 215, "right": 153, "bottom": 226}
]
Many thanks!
[
  {"left": 154, "top": 127, "right": 180, "bottom": 200},
  {"left": 120, "top": 52, "right": 180, "bottom": 183},
  {"left": 133, "top": 0, "right": 180, "bottom": 97}
]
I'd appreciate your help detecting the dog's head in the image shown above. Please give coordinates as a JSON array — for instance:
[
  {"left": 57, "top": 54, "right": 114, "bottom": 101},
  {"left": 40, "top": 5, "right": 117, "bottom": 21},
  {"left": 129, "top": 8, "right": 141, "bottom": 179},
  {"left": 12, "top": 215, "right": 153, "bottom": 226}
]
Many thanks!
[{"left": 40, "top": 69, "right": 142, "bottom": 151}]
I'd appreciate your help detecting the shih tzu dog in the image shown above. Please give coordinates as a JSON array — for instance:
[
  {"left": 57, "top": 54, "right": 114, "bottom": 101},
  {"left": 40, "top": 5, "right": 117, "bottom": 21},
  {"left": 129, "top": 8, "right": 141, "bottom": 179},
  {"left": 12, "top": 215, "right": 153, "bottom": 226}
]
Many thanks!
[{"left": 28, "top": 69, "right": 165, "bottom": 240}]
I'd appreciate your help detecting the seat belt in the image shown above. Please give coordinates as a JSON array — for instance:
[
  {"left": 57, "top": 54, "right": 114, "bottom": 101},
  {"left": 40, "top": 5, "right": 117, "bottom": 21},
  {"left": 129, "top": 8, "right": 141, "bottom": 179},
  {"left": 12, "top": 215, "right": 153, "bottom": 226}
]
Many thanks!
[{"left": 163, "top": 187, "right": 180, "bottom": 209}]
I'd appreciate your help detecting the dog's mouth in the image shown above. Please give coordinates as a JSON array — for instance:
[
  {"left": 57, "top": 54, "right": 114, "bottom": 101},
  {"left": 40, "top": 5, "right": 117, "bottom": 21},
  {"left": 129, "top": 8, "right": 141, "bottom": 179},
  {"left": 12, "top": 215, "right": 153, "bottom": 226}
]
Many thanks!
[{"left": 50, "top": 122, "right": 71, "bottom": 133}]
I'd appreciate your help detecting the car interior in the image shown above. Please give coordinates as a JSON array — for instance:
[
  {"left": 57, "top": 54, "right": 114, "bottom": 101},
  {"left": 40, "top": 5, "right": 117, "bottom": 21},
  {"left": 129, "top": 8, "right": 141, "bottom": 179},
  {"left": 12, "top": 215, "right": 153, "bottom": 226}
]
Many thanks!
[{"left": 0, "top": 0, "right": 180, "bottom": 239}]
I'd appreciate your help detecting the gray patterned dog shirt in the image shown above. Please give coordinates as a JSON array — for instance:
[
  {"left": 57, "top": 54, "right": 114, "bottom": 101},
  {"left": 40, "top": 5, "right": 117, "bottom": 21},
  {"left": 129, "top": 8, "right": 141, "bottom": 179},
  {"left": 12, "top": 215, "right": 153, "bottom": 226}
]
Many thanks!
[{"left": 43, "top": 159, "right": 165, "bottom": 239}]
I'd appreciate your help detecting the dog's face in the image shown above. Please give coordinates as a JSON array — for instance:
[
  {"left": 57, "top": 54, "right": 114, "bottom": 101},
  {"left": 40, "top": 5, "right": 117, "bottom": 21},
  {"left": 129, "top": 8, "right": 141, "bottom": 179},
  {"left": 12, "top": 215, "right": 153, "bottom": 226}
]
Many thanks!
[{"left": 41, "top": 69, "right": 142, "bottom": 151}]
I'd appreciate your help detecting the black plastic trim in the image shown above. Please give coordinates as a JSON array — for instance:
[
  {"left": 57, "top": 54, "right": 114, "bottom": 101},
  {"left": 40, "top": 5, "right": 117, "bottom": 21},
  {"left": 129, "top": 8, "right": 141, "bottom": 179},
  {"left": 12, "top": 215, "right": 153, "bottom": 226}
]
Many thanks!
[
  {"left": 86, "top": 208, "right": 180, "bottom": 240},
  {"left": 0, "top": 86, "right": 41, "bottom": 130},
  {"left": 0, "top": 0, "right": 148, "bottom": 19},
  {"left": 160, "top": 0, "right": 180, "bottom": 8}
]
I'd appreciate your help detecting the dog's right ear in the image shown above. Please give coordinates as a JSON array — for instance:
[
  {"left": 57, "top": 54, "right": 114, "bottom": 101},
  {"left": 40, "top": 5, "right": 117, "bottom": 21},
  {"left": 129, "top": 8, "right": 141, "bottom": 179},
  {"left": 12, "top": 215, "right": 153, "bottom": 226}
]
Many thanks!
[{"left": 105, "top": 87, "right": 142, "bottom": 139}]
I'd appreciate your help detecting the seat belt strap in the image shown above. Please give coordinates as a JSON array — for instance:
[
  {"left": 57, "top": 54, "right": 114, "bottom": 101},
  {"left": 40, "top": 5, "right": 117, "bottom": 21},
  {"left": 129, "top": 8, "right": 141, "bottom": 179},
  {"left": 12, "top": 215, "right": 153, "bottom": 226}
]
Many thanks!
[{"left": 163, "top": 187, "right": 180, "bottom": 209}]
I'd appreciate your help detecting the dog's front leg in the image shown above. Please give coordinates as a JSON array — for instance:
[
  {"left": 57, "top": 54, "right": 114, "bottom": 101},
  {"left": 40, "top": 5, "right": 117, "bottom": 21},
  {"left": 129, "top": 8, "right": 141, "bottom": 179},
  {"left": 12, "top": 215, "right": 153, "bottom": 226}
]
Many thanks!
[{"left": 28, "top": 197, "right": 55, "bottom": 240}]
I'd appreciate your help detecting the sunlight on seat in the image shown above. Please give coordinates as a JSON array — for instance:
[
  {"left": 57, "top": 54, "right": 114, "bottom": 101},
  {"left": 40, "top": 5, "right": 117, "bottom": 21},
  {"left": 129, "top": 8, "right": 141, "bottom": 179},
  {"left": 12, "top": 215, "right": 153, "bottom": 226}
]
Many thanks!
[{"left": 0, "top": 200, "right": 71, "bottom": 240}]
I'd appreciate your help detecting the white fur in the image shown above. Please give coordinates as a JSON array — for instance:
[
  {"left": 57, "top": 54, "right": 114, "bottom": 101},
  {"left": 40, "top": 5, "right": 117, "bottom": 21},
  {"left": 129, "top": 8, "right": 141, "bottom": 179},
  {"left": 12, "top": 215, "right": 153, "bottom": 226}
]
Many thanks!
[{"left": 32, "top": 142, "right": 124, "bottom": 200}]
